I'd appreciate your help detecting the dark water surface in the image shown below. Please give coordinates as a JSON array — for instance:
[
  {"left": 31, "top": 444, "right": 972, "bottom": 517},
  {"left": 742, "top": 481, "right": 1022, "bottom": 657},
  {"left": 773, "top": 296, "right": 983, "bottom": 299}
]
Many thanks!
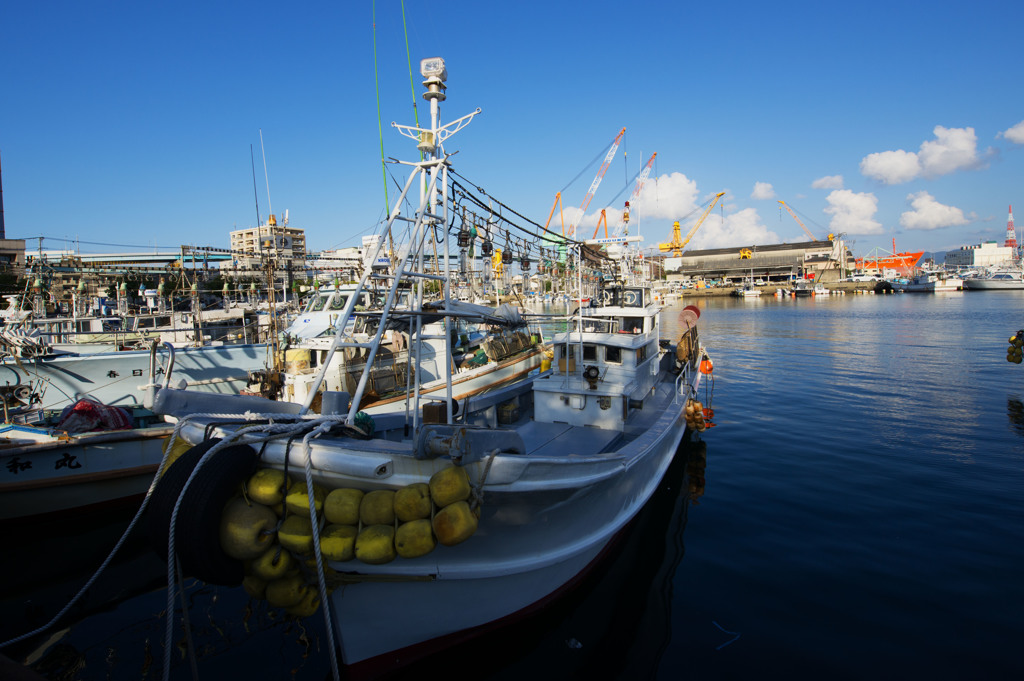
[{"left": 3, "top": 291, "right": 1023, "bottom": 680}]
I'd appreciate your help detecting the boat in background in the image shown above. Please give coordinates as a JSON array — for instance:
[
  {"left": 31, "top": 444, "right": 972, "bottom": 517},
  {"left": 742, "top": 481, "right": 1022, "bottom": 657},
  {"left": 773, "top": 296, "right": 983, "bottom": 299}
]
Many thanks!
[
  {"left": 893, "top": 270, "right": 964, "bottom": 292},
  {"left": 733, "top": 282, "right": 761, "bottom": 298},
  {"left": 963, "top": 265, "right": 1024, "bottom": 290},
  {"left": 853, "top": 238, "right": 923, "bottom": 276},
  {"left": 0, "top": 339, "right": 270, "bottom": 415},
  {"left": 733, "top": 270, "right": 762, "bottom": 298}
]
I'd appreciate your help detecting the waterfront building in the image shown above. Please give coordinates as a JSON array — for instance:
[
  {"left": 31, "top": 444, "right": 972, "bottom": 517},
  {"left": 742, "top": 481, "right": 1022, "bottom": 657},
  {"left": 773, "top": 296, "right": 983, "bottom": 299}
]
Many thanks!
[
  {"left": 663, "top": 238, "right": 851, "bottom": 284},
  {"left": 944, "top": 241, "right": 1014, "bottom": 268}
]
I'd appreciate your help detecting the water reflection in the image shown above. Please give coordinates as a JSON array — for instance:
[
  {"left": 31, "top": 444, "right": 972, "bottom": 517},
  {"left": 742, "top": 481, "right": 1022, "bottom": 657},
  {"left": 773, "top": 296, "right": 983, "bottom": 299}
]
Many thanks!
[{"left": 1007, "top": 397, "right": 1024, "bottom": 437}]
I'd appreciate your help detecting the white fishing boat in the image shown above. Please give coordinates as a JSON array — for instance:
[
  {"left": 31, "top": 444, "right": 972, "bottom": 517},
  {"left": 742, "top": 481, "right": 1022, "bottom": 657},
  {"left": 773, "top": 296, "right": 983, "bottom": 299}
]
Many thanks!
[
  {"left": 0, "top": 400, "right": 173, "bottom": 522},
  {"left": 0, "top": 337, "right": 270, "bottom": 415},
  {"left": 792, "top": 279, "right": 814, "bottom": 297},
  {"left": 143, "top": 58, "right": 714, "bottom": 679},
  {"left": 892, "top": 270, "right": 964, "bottom": 292},
  {"left": 246, "top": 282, "right": 548, "bottom": 413}
]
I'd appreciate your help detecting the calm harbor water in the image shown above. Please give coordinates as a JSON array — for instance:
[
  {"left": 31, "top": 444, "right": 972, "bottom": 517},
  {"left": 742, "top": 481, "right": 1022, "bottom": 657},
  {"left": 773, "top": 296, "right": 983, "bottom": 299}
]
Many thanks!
[{"left": 3, "top": 290, "right": 1023, "bottom": 680}]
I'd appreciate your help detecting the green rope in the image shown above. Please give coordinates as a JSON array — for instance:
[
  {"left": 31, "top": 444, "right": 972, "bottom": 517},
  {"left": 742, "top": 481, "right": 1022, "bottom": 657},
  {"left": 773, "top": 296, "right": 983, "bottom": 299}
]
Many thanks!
[
  {"left": 400, "top": 0, "right": 421, "bottom": 134},
  {"left": 371, "top": 0, "right": 390, "bottom": 218}
]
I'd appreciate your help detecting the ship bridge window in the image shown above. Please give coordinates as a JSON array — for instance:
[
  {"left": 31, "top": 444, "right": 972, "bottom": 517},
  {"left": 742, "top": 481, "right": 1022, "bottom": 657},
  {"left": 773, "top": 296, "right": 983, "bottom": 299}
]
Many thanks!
[
  {"left": 622, "top": 317, "right": 644, "bottom": 334},
  {"left": 310, "top": 296, "right": 327, "bottom": 312},
  {"left": 330, "top": 295, "right": 349, "bottom": 310},
  {"left": 606, "top": 346, "right": 621, "bottom": 364},
  {"left": 582, "top": 344, "right": 597, "bottom": 361},
  {"left": 637, "top": 344, "right": 647, "bottom": 363}
]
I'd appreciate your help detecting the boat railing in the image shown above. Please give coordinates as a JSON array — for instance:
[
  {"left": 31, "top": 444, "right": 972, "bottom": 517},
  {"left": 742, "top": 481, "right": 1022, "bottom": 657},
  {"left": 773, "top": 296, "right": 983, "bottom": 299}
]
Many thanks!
[{"left": 143, "top": 342, "right": 176, "bottom": 409}]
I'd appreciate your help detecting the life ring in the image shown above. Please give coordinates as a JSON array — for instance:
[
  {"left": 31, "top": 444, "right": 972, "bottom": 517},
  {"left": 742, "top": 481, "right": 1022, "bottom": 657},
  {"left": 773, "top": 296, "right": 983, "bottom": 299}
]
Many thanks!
[{"left": 149, "top": 439, "right": 258, "bottom": 586}]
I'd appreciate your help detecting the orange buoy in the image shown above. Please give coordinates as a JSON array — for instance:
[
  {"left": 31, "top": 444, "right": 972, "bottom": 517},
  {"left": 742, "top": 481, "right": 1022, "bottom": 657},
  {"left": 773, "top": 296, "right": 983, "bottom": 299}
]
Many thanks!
[{"left": 699, "top": 358, "right": 714, "bottom": 375}]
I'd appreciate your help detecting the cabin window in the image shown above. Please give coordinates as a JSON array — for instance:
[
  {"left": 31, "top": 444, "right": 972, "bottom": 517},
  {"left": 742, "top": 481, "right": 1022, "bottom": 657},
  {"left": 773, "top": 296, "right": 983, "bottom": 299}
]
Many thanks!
[
  {"left": 330, "top": 295, "right": 348, "bottom": 310},
  {"left": 606, "top": 346, "right": 621, "bottom": 364},
  {"left": 623, "top": 317, "right": 644, "bottom": 334},
  {"left": 582, "top": 344, "right": 597, "bottom": 361},
  {"left": 310, "top": 296, "right": 327, "bottom": 312},
  {"left": 637, "top": 344, "right": 646, "bottom": 363},
  {"left": 559, "top": 345, "right": 575, "bottom": 361}
]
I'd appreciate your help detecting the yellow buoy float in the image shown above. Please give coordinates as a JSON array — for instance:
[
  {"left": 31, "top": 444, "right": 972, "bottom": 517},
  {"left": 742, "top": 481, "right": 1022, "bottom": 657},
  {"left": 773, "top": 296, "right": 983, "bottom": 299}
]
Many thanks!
[
  {"left": 218, "top": 464, "right": 482, "bottom": 619},
  {"left": 324, "top": 488, "right": 363, "bottom": 525},
  {"left": 355, "top": 524, "right": 397, "bottom": 564},
  {"left": 393, "top": 482, "right": 432, "bottom": 522}
]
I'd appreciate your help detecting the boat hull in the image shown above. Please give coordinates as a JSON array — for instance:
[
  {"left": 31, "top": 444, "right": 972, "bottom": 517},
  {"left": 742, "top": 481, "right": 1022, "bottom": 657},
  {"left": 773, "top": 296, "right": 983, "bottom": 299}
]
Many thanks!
[
  {"left": 0, "top": 343, "right": 269, "bottom": 411},
  {"left": 963, "top": 278, "right": 1024, "bottom": 290},
  {"left": 332, "top": 398, "right": 689, "bottom": 670},
  {"left": 0, "top": 426, "right": 172, "bottom": 522}
]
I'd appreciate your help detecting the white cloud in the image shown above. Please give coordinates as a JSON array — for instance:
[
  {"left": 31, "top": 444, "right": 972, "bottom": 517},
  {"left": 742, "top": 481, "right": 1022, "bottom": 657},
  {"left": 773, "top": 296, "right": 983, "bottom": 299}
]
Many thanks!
[
  {"left": 751, "top": 182, "right": 776, "bottom": 200},
  {"left": 582, "top": 171, "right": 700, "bottom": 238},
  {"left": 686, "top": 207, "right": 781, "bottom": 250},
  {"left": 859, "top": 125, "right": 983, "bottom": 184},
  {"left": 823, "top": 189, "right": 882, "bottom": 235},
  {"left": 899, "top": 191, "right": 969, "bottom": 231},
  {"left": 918, "top": 126, "right": 980, "bottom": 177},
  {"left": 860, "top": 149, "right": 921, "bottom": 185},
  {"left": 998, "top": 120, "right": 1024, "bottom": 144},
  {"left": 811, "top": 175, "right": 843, "bottom": 190}
]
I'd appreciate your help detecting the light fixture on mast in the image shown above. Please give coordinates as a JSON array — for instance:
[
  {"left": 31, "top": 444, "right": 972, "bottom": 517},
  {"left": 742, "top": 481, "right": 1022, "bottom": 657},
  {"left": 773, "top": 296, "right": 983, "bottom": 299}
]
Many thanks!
[{"left": 417, "top": 57, "right": 447, "bottom": 154}]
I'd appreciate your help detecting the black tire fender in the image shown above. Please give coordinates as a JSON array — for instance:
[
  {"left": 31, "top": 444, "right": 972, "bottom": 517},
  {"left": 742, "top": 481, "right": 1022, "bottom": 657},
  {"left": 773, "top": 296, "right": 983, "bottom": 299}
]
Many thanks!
[
  {"left": 175, "top": 443, "right": 258, "bottom": 586},
  {"left": 148, "top": 439, "right": 259, "bottom": 586},
  {"left": 148, "top": 438, "right": 222, "bottom": 561}
]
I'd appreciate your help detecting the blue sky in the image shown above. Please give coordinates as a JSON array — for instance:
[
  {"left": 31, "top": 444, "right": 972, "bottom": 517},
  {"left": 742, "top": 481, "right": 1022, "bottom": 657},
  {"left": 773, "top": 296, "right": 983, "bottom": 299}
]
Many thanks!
[{"left": 2, "top": 0, "right": 1023, "bottom": 260}]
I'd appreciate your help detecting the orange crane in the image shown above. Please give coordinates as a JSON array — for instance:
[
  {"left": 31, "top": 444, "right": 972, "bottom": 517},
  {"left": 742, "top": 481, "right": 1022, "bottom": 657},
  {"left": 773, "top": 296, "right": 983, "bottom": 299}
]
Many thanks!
[
  {"left": 659, "top": 192, "right": 725, "bottom": 257},
  {"left": 563, "top": 127, "right": 626, "bottom": 238},
  {"left": 778, "top": 200, "right": 833, "bottom": 241}
]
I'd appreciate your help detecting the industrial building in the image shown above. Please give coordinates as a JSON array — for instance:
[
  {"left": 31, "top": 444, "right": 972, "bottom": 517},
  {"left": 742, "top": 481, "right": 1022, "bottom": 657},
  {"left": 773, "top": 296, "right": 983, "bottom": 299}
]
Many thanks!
[{"left": 664, "top": 238, "right": 852, "bottom": 285}]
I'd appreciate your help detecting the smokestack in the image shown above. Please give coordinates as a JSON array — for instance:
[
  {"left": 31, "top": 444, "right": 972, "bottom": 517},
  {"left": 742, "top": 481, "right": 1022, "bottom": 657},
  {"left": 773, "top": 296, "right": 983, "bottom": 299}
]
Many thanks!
[{"left": 0, "top": 149, "right": 5, "bottom": 239}]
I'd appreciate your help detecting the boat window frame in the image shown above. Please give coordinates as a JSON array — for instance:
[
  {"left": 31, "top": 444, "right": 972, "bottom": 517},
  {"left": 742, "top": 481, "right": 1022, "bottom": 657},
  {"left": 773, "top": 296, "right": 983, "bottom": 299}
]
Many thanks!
[
  {"left": 605, "top": 346, "right": 622, "bottom": 364},
  {"left": 582, "top": 344, "right": 597, "bottom": 362}
]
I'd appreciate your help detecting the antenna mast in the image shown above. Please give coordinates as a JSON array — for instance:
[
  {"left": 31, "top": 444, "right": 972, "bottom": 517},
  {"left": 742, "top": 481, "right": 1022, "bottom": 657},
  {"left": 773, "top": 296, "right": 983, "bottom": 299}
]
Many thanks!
[{"left": 259, "top": 129, "right": 273, "bottom": 217}]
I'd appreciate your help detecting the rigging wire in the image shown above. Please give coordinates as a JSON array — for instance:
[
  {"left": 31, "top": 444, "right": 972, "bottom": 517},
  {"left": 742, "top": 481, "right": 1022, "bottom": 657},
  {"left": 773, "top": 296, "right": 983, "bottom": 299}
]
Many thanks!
[{"left": 558, "top": 134, "right": 619, "bottom": 196}]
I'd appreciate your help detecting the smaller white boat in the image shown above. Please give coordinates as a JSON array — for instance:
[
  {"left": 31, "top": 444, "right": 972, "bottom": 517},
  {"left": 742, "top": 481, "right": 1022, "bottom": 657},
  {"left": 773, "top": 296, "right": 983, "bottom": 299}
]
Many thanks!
[
  {"left": 892, "top": 270, "right": 964, "bottom": 292},
  {"left": 963, "top": 266, "right": 1024, "bottom": 290},
  {"left": 733, "top": 283, "right": 762, "bottom": 298},
  {"left": 0, "top": 400, "right": 172, "bottom": 522}
]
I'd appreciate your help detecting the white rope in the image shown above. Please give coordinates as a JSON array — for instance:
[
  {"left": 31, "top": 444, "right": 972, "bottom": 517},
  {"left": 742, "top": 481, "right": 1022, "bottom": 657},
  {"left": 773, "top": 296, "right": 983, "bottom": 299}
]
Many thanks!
[
  {"left": 162, "top": 413, "right": 336, "bottom": 681},
  {"left": 0, "top": 414, "right": 183, "bottom": 649},
  {"left": 301, "top": 422, "right": 342, "bottom": 681}
]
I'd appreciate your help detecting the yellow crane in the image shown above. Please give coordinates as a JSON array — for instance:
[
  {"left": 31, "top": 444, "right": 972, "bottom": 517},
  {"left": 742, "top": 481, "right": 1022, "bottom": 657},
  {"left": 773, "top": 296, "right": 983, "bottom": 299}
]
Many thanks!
[
  {"left": 659, "top": 192, "right": 725, "bottom": 257},
  {"left": 778, "top": 200, "right": 833, "bottom": 241}
]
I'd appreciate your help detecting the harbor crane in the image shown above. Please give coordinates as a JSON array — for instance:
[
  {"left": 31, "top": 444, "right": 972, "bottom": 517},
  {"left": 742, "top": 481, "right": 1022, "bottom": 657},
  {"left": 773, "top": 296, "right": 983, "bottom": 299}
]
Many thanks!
[
  {"left": 659, "top": 191, "right": 726, "bottom": 257},
  {"left": 778, "top": 200, "right": 833, "bottom": 241},
  {"left": 593, "top": 151, "right": 657, "bottom": 239},
  {"left": 545, "top": 128, "right": 626, "bottom": 238}
]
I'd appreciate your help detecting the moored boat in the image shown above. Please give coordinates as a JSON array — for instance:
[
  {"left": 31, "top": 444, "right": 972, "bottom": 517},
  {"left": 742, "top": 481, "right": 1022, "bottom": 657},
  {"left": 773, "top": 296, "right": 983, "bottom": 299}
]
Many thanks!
[
  {"left": 892, "top": 270, "right": 964, "bottom": 292},
  {"left": 142, "top": 58, "right": 715, "bottom": 680},
  {"left": 963, "top": 266, "right": 1024, "bottom": 290},
  {"left": 0, "top": 400, "right": 173, "bottom": 522}
]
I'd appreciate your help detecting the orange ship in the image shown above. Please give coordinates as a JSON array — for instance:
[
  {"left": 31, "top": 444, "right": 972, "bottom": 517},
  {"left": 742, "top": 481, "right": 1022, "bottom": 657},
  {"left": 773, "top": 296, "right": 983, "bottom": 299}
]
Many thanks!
[{"left": 853, "top": 238, "right": 923, "bottom": 274}]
